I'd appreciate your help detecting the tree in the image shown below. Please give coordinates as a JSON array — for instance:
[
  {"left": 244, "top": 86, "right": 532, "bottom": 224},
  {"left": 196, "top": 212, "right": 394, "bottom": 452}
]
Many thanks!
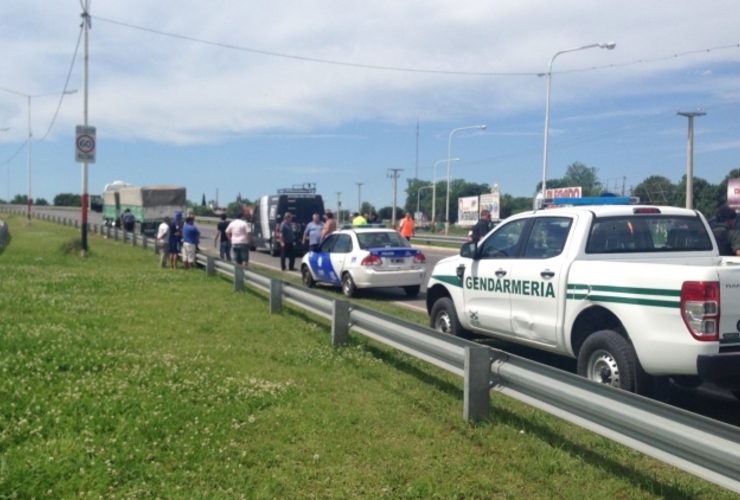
[
  {"left": 360, "top": 201, "right": 375, "bottom": 216},
  {"left": 11, "top": 194, "right": 28, "bottom": 205},
  {"left": 377, "top": 206, "right": 404, "bottom": 221},
  {"left": 54, "top": 193, "right": 82, "bottom": 207},
  {"left": 35, "top": 198, "right": 49, "bottom": 206},
  {"left": 499, "top": 194, "right": 534, "bottom": 218},
  {"left": 631, "top": 176, "right": 675, "bottom": 205},
  {"left": 562, "top": 162, "right": 602, "bottom": 196},
  {"left": 674, "top": 175, "right": 719, "bottom": 220},
  {"left": 404, "top": 178, "right": 491, "bottom": 224},
  {"left": 201, "top": 193, "right": 206, "bottom": 206}
]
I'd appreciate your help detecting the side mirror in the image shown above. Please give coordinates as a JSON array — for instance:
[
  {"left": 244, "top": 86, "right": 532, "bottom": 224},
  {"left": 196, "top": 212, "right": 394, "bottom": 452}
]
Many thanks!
[{"left": 460, "top": 242, "right": 477, "bottom": 259}]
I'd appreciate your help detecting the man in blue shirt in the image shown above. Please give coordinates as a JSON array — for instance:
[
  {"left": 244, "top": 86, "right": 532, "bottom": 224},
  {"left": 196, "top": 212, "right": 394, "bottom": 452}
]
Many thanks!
[
  {"left": 302, "top": 213, "right": 324, "bottom": 252},
  {"left": 181, "top": 216, "right": 200, "bottom": 269}
]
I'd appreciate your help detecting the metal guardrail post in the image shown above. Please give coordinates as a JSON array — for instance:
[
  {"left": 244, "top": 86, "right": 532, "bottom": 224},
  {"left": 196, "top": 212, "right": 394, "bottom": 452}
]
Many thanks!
[
  {"left": 464, "top": 346, "right": 492, "bottom": 423},
  {"left": 270, "top": 279, "right": 283, "bottom": 314},
  {"left": 132, "top": 232, "right": 137, "bottom": 246},
  {"left": 74, "top": 220, "right": 79, "bottom": 228},
  {"left": 114, "top": 227, "right": 119, "bottom": 241},
  {"left": 206, "top": 256, "right": 215, "bottom": 276},
  {"left": 234, "top": 265, "right": 244, "bottom": 292},
  {"left": 332, "top": 300, "right": 350, "bottom": 346},
  {"left": 106, "top": 225, "right": 111, "bottom": 238},
  {"left": 142, "top": 235, "right": 148, "bottom": 250}
]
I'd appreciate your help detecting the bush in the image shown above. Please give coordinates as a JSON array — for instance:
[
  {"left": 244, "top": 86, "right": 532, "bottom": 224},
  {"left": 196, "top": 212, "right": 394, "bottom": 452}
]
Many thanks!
[{"left": 60, "top": 238, "right": 83, "bottom": 255}]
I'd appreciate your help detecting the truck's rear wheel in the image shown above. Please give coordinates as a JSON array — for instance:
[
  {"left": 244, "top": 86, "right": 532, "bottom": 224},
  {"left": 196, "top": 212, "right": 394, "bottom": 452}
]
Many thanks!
[
  {"left": 270, "top": 241, "right": 280, "bottom": 257},
  {"left": 577, "top": 329, "right": 637, "bottom": 392},
  {"left": 430, "top": 297, "right": 469, "bottom": 338}
]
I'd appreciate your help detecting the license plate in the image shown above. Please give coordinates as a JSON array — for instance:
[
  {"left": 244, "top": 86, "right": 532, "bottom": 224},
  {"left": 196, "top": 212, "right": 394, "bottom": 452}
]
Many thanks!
[{"left": 391, "top": 258, "right": 405, "bottom": 264}]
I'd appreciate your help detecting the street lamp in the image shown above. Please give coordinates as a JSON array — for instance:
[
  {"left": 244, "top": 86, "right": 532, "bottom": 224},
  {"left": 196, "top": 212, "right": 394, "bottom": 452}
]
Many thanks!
[
  {"left": 541, "top": 42, "right": 615, "bottom": 200},
  {"left": 677, "top": 109, "right": 706, "bottom": 209},
  {"left": 1, "top": 127, "right": 9, "bottom": 201},
  {"left": 0, "top": 87, "right": 77, "bottom": 223},
  {"left": 446, "top": 125, "right": 486, "bottom": 232},
  {"left": 417, "top": 184, "right": 433, "bottom": 220},
  {"left": 432, "top": 158, "right": 458, "bottom": 230}
]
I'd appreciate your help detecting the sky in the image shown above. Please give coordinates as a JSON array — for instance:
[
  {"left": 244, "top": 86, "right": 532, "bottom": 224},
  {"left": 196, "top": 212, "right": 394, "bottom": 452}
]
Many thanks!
[{"left": 1, "top": 1, "right": 739, "bottom": 213}]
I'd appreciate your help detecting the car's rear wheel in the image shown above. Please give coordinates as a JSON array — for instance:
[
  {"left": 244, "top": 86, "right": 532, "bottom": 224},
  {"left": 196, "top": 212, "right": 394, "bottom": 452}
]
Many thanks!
[
  {"left": 577, "top": 329, "right": 637, "bottom": 392},
  {"left": 302, "top": 266, "right": 316, "bottom": 288},
  {"left": 403, "top": 285, "right": 420, "bottom": 297},
  {"left": 342, "top": 273, "right": 357, "bottom": 298},
  {"left": 430, "top": 297, "right": 469, "bottom": 338}
]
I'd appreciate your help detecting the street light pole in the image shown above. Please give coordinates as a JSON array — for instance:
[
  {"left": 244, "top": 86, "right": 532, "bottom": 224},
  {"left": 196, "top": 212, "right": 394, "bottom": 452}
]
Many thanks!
[
  {"left": 677, "top": 109, "right": 706, "bottom": 209},
  {"left": 336, "top": 192, "right": 342, "bottom": 224},
  {"left": 446, "top": 126, "right": 485, "bottom": 233},
  {"left": 541, "top": 42, "right": 616, "bottom": 200},
  {"left": 0, "top": 87, "right": 77, "bottom": 224},
  {"left": 356, "top": 182, "right": 363, "bottom": 213},
  {"left": 432, "top": 158, "right": 457, "bottom": 230},
  {"left": 81, "top": 1, "right": 91, "bottom": 255},
  {"left": 387, "top": 169, "right": 403, "bottom": 228},
  {"left": 417, "top": 184, "right": 433, "bottom": 219}
]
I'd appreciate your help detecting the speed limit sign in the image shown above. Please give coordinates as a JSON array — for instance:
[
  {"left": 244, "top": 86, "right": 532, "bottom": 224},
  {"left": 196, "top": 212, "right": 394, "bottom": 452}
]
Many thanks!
[{"left": 75, "top": 125, "right": 96, "bottom": 163}]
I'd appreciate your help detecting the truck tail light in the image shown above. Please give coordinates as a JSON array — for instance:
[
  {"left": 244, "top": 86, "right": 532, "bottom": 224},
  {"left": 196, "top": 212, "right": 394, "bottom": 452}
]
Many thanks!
[
  {"left": 413, "top": 253, "right": 426, "bottom": 264},
  {"left": 361, "top": 255, "right": 382, "bottom": 266},
  {"left": 680, "top": 281, "right": 720, "bottom": 342}
]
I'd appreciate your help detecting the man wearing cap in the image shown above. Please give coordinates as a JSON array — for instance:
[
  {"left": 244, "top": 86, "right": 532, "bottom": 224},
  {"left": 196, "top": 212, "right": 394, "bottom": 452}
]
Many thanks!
[{"left": 711, "top": 206, "right": 740, "bottom": 256}]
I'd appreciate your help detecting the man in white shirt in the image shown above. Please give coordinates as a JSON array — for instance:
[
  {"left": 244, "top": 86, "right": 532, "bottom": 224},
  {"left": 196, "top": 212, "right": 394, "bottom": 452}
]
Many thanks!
[
  {"left": 225, "top": 212, "right": 252, "bottom": 267},
  {"left": 156, "top": 216, "right": 171, "bottom": 268}
]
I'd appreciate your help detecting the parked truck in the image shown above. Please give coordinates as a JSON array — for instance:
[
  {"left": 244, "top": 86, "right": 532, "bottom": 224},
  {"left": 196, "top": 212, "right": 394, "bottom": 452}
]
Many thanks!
[
  {"left": 103, "top": 184, "right": 186, "bottom": 235},
  {"left": 426, "top": 196, "right": 740, "bottom": 400}
]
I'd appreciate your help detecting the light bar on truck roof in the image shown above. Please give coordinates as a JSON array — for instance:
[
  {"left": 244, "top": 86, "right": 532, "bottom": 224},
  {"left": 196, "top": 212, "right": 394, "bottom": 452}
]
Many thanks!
[{"left": 540, "top": 196, "right": 640, "bottom": 208}]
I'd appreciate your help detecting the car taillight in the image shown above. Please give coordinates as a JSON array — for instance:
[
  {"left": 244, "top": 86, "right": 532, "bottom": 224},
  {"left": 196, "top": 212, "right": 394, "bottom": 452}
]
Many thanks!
[
  {"left": 361, "top": 255, "right": 382, "bottom": 266},
  {"left": 680, "top": 281, "right": 720, "bottom": 341},
  {"left": 413, "top": 253, "right": 426, "bottom": 264}
]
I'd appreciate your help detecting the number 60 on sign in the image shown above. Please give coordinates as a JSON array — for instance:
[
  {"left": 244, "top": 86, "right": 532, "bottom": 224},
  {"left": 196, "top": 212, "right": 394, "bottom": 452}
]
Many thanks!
[{"left": 75, "top": 125, "right": 96, "bottom": 164}]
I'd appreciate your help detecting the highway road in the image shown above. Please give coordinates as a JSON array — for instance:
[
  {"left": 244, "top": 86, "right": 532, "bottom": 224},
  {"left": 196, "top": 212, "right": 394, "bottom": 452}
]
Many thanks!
[{"left": 26, "top": 206, "right": 459, "bottom": 312}]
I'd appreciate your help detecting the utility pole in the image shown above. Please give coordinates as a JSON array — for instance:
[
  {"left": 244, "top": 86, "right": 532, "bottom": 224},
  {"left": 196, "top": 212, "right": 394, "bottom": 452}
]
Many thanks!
[
  {"left": 355, "top": 182, "right": 363, "bottom": 213},
  {"left": 336, "top": 192, "right": 342, "bottom": 224},
  {"left": 387, "top": 169, "right": 403, "bottom": 228},
  {"left": 677, "top": 109, "right": 706, "bottom": 209},
  {"left": 415, "top": 120, "right": 419, "bottom": 179},
  {"left": 80, "top": 1, "right": 91, "bottom": 256}
]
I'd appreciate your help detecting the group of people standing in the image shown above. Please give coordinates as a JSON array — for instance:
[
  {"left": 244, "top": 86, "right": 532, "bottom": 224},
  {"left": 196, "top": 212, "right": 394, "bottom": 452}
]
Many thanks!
[{"left": 155, "top": 210, "right": 201, "bottom": 269}]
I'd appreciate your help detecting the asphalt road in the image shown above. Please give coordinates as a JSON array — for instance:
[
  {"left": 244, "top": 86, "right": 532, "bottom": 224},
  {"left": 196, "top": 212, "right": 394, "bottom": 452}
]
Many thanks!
[{"left": 26, "top": 206, "right": 458, "bottom": 312}]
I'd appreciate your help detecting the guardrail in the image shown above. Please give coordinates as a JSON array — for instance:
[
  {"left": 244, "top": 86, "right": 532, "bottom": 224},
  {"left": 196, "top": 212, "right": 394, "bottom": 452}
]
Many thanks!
[
  {"left": 410, "top": 234, "right": 466, "bottom": 245},
  {"left": 4, "top": 205, "right": 740, "bottom": 494}
]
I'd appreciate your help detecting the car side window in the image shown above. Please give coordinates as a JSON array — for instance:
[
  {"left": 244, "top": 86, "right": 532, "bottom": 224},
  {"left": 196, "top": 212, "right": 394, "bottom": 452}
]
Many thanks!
[
  {"left": 333, "top": 234, "right": 353, "bottom": 254},
  {"left": 319, "top": 234, "right": 338, "bottom": 252},
  {"left": 524, "top": 217, "right": 573, "bottom": 259},
  {"left": 478, "top": 219, "right": 527, "bottom": 259}
]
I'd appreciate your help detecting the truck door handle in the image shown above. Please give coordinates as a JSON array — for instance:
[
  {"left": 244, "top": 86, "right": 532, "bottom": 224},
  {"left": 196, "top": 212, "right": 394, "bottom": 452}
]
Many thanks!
[
  {"left": 540, "top": 271, "right": 555, "bottom": 279},
  {"left": 495, "top": 269, "right": 507, "bottom": 277}
]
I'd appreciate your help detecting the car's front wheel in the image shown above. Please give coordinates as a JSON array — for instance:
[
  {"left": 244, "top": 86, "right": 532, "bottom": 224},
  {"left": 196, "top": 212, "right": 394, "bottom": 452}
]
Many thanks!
[
  {"left": 430, "top": 297, "right": 468, "bottom": 338},
  {"left": 577, "top": 329, "right": 637, "bottom": 392}
]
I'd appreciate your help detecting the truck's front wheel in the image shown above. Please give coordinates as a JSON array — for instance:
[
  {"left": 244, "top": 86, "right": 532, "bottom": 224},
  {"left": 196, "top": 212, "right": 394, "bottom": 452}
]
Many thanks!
[
  {"left": 577, "top": 329, "right": 637, "bottom": 392},
  {"left": 430, "top": 297, "right": 469, "bottom": 339}
]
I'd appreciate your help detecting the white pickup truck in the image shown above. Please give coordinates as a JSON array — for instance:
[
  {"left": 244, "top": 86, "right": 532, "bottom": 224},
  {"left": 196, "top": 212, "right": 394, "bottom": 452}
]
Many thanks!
[{"left": 426, "top": 201, "right": 740, "bottom": 399}]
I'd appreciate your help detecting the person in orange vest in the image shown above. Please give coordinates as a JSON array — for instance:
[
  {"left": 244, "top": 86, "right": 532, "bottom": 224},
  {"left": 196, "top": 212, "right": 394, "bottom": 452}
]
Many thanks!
[{"left": 399, "top": 212, "right": 415, "bottom": 239}]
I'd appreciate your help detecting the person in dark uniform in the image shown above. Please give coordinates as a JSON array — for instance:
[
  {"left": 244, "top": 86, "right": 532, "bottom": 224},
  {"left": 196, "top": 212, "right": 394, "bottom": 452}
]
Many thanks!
[
  {"left": 711, "top": 206, "right": 740, "bottom": 256},
  {"left": 471, "top": 209, "right": 492, "bottom": 243},
  {"left": 278, "top": 212, "right": 296, "bottom": 271}
]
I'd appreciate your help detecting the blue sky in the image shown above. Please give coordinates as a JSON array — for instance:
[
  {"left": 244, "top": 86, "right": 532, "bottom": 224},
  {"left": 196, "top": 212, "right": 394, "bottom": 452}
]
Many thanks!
[{"left": 1, "top": 1, "right": 739, "bottom": 212}]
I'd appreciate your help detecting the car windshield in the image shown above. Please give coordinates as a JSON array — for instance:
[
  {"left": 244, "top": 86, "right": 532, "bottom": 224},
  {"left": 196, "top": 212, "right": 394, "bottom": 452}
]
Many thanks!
[
  {"left": 586, "top": 215, "right": 713, "bottom": 253},
  {"left": 357, "top": 231, "right": 410, "bottom": 250}
]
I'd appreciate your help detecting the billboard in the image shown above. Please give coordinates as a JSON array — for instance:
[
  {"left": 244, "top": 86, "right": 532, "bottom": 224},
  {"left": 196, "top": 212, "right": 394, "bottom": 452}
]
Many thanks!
[
  {"left": 545, "top": 186, "right": 582, "bottom": 199},
  {"left": 728, "top": 178, "right": 740, "bottom": 210},
  {"left": 479, "top": 184, "right": 501, "bottom": 220},
  {"left": 457, "top": 196, "right": 479, "bottom": 227}
]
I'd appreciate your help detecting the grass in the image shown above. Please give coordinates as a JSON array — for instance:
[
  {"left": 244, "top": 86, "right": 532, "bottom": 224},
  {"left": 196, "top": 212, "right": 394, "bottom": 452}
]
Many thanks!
[{"left": 0, "top": 213, "right": 737, "bottom": 499}]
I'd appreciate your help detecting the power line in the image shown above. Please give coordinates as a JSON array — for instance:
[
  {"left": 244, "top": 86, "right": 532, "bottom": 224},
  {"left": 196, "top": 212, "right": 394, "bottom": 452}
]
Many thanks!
[{"left": 93, "top": 15, "right": 740, "bottom": 77}]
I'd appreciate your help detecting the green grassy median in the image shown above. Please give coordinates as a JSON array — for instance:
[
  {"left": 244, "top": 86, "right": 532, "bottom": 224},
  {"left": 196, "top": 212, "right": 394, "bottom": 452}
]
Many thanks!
[{"left": 0, "top": 214, "right": 733, "bottom": 499}]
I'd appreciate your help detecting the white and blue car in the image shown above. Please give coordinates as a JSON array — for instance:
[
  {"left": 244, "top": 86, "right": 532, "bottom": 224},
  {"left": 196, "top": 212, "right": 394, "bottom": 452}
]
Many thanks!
[{"left": 300, "top": 226, "right": 427, "bottom": 297}]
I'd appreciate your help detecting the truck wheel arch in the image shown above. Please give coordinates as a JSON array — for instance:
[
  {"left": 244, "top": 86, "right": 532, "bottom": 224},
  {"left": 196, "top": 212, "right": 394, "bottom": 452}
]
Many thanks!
[
  {"left": 570, "top": 306, "right": 627, "bottom": 357},
  {"left": 426, "top": 283, "right": 452, "bottom": 315}
]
